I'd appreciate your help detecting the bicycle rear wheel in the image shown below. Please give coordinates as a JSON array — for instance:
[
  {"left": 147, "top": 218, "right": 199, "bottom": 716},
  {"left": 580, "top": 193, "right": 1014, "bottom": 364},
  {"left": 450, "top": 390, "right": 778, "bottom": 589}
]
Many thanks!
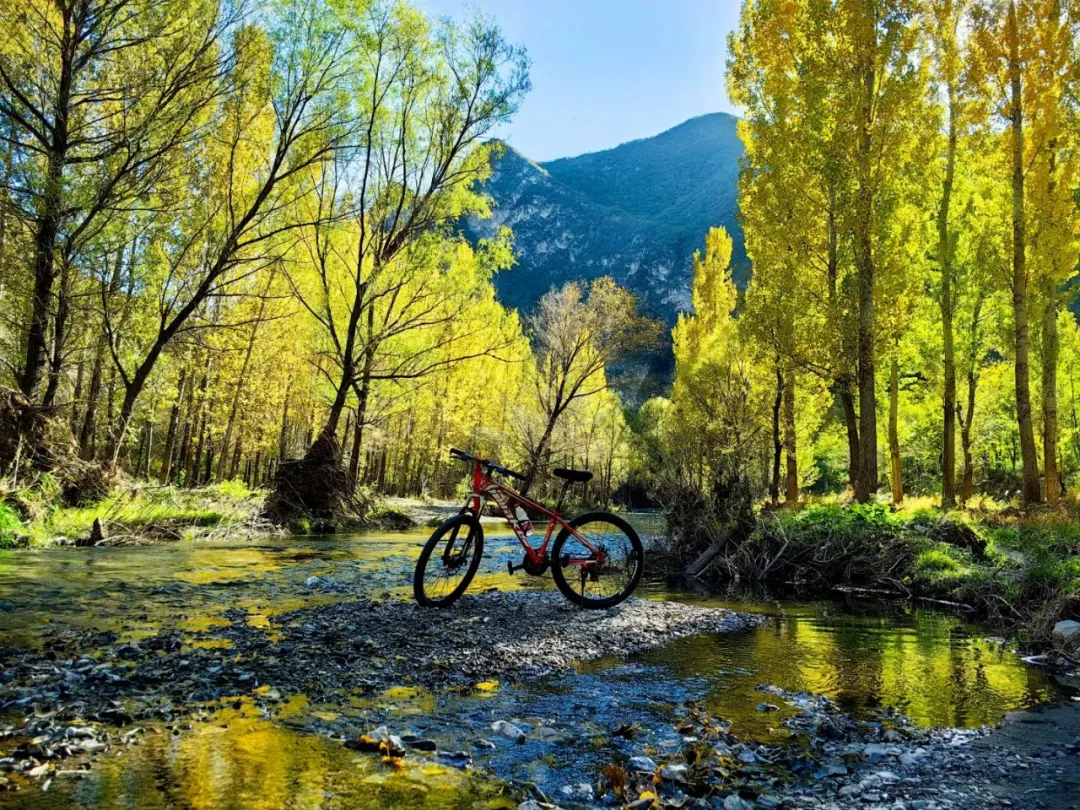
[
  {"left": 413, "top": 513, "right": 484, "bottom": 607},
  {"left": 551, "top": 511, "right": 644, "bottom": 609}
]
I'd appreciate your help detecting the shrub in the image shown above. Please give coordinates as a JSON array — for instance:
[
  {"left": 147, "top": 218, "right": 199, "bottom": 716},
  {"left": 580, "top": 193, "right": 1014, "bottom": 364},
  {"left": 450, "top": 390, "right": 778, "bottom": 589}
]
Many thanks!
[{"left": 0, "top": 501, "right": 24, "bottom": 548}]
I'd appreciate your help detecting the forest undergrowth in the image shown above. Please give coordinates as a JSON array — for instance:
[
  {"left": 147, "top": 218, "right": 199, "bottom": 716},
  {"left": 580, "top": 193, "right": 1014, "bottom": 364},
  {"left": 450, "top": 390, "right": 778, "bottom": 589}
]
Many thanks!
[
  {"left": 667, "top": 496, "right": 1080, "bottom": 649},
  {"left": 0, "top": 475, "right": 417, "bottom": 548}
]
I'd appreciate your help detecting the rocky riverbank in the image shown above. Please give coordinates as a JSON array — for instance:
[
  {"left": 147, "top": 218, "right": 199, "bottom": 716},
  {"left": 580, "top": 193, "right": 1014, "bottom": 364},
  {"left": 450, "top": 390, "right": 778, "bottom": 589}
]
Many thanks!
[
  {"left": 0, "top": 593, "right": 761, "bottom": 792},
  {"left": 561, "top": 686, "right": 1080, "bottom": 810}
]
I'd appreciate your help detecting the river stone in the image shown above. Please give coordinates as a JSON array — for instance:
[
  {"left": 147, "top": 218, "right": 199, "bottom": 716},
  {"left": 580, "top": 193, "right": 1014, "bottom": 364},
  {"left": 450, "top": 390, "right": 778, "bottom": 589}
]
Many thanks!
[
  {"left": 1052, "top": 620, "right": 1080, "bottom": 651},
  {"left": 629, "top": 755, "right": 658, "bottom": 772},
  {"left": 433, "top": 750, "right": 472, "bottom": 769},
  {"left": 660, "top": 763, "right": 690, "bottom": 782},
  {"left": 528, "top": 725, "right": 568, "bottom": 744},
  {"left": 491, "top": 720, "right": 527, "bottom": 743},
  {"left": 400, "top": 734, "right": 436, "bottom": 751}
]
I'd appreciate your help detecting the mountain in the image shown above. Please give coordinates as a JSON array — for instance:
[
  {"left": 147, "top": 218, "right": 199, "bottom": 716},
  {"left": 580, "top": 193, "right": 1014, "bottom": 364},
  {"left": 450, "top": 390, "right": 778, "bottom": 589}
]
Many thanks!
[{"left": 465, "top": 112, "right": 746, "bottom": 326}]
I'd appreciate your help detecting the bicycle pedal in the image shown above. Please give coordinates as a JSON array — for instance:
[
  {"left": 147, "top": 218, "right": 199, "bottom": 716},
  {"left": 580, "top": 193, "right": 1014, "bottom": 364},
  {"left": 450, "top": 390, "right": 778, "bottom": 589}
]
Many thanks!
[{"left": 507, "top": 561, "right": 524, "bottom": 575}]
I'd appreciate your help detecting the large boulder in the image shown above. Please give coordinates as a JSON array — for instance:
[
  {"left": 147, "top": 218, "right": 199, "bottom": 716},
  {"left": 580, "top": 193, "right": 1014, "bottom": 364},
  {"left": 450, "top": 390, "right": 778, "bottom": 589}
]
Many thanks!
[{"left": 1052, "top": 620, "right": 1080, "bottom": 654}]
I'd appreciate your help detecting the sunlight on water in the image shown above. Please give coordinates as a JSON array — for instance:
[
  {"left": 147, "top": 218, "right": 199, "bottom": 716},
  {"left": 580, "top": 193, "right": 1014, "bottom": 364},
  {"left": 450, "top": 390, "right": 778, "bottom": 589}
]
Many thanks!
[
  {"left": 2, "top": 703, "right": 513, "bottom": 810},
  {"left": 0, "top": 516, "right": 1065, "bottom": 809}
]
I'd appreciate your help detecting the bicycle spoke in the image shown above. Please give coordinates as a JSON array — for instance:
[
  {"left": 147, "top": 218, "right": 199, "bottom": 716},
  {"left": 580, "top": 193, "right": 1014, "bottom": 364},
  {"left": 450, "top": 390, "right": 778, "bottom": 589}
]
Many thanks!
[
  {"left": 422, "top": 528, "right": 476, "bottom": 602},
  {"left": 561, "top": 519, "right": 641, "bottom": 601}
]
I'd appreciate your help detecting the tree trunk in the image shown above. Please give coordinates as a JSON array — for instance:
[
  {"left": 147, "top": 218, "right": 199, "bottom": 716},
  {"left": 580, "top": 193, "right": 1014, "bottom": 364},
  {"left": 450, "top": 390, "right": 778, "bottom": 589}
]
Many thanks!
[
  {"left": 349, "top": 317, "right": 376, "bottom": 485},
  {"left": 960, "top": 366, "right": 977, "bottom": 505},
  {"left": 159, "top": 367, "right": 188, "bottom": 484},
  {"left": 770, "top": 365, "right": 783, "bottom": 505},
  {"left": 783, "top": 362, "right": 798, "bottom": 505},
  {"left": 185, "top": 358, "right": 211, "bottom": 484},
  {"left": 1043, "top": 288, "right": 1060, "bottom": 502},
  {"left": 42, "top": 256, "right": 73, "bottom": 410},
  {"left": 79, "top": 340, "right": 105, "bottom": 460},
  {"left": 229, "top": 434, "right": 243, "bottom": 480},
  {"left": 939, "top": 79, "right": 958, "bottom": 509},
  {"left": 20, "top": 50, "right": 73, "bottom": 401},
  {"left": 278, "top": 384, "right": 291, "bottom": 460},
  {"left": 853, "top": 48, "right": 878, "bottom": 503},
  {"left": 840, "top": 379, "right": 860, "bottom": 490},
  {"left": 191, "top": 418, "right": 207, "bottom": 486},
  {"left": 217, "top": 293, "right": 267, "bottom": 481},
  {"left": 311, "top": 281, "right": 370, "bottom": 462},
  {"left": 203, "top": 439, "right": 215, "bottom": 485},
  {"left": 889, "top": 356, "right": 903, "bottom": 505},
  {"left": 70, "top": 348, "right": 86, "bottom": 435},
  {"left": 522, "top": 413, "right": 559, "bottom": 497},
  {"left": 826, "top": 183, "right": 859, "bottom": 492},
  {"left": 140, "top": 418, "right": 154, "bottom": 478},
  {"left": 177, "top": 380, "right": 196, "bottom": 483},
  {"left": 1007, "top": 2, "right": 1042, "bottom": 505}
]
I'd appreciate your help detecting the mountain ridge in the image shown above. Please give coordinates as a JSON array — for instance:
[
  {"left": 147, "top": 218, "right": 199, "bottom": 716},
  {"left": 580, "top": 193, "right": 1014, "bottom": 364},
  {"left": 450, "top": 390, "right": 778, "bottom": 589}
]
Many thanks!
[{"left": 465, "top": 112, "right": 747, "bottom": 326}]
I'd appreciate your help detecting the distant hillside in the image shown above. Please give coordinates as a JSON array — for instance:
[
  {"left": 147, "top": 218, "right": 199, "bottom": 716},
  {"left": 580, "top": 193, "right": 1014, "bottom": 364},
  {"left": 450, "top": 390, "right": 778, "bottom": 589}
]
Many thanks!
[{"left": 464, "top": 112, "right": 746, "bottom": 326}]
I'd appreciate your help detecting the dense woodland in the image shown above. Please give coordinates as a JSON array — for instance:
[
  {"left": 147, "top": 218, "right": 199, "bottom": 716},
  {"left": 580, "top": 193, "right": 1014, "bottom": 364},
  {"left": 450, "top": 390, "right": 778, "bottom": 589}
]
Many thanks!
[
  {"left": 644, "top": 0, "right": 1080, "bottom": 523},
  {"left": 0, "top": 0, "right": 653, "bottom": 514},
  {"left": 0, "top": 0, "right": 1079, "bottom": 524}
]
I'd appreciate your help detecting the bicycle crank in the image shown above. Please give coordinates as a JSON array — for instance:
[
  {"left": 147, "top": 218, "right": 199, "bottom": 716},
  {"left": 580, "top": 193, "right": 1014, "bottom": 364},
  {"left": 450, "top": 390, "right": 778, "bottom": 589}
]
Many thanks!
[{"left": 507, "top": 555, "right": 550, "bottom": 576}]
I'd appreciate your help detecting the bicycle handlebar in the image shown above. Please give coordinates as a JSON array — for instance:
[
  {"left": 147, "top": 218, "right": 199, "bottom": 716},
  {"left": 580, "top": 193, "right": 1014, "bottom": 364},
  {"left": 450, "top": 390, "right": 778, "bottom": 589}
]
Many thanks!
[{"left": 449, "top": 448, "right": 525, "bottom": 481}]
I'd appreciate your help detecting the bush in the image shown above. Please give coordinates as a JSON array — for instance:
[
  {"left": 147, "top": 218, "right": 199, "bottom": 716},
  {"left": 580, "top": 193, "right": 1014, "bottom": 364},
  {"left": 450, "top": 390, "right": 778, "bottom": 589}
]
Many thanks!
[
  {"left": 0, "top": 501, "right": 24, "bottom": 548},
  {"left": 912, "top": 547, "right": 967, "bottom": 585}
]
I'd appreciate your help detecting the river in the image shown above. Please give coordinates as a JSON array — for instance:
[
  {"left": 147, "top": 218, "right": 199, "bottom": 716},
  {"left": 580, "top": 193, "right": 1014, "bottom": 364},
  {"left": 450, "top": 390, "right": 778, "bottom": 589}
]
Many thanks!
[{"left": 0, "top": 518, "right": 1070, "bottom": 809}]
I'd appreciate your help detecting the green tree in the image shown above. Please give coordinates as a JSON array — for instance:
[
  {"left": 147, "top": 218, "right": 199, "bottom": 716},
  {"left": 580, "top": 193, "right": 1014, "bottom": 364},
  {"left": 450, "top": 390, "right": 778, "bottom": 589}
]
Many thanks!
[{"left": 521, "top": 277, "right": 657, "bottom": 495}]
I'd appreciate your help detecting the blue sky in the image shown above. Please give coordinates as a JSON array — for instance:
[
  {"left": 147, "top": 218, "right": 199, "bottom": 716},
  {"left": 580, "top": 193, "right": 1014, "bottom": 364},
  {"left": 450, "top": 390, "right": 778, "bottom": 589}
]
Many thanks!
[{"left": 416, "top": 0, "right": 741, "bottom": 162}]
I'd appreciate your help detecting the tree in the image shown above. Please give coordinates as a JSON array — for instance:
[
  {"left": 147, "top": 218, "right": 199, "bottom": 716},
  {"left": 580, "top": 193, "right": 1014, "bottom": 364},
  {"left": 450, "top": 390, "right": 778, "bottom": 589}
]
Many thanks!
[
  {"left": 98, "top": 1, "right": 353, "bottom": 464},
  {"left": 970, "top": 0, "right": 1080, "bottom": 504},
  {"left": 925, "top": 0, "right": 969, "bottom": 508},
  {"left": 521, "top": 277, "right": 657, "bottom": 495},
  {"left": 1027, "top": 0, "right": 1079, "bottom": 502},
  {"left": 0, "top": 0, "right": 230, "bottom": 420},
  {"left": 729, "top": 0, "right": 861, "bottom": 491},
  {"left": 730, "top": 0, "right": 929, "bottom": 501},
  {"left": 296, "top": 3, "right": 530, "bottom": 470}
]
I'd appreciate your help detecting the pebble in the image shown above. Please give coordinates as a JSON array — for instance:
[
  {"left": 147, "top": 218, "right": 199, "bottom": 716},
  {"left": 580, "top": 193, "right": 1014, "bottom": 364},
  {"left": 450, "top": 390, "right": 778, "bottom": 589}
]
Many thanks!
[
  {"left": 659, "top": 763, "right": 689, "bottom": 782},
  {"left": 490, "top": 720, "right": 527, "bottom": 743}
]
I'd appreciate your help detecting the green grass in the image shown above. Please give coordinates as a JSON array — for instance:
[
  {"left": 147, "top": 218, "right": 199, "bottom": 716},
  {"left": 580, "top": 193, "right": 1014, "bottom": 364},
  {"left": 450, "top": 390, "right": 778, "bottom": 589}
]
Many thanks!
[
  {"left": 912, "top": 547, "right": 967, "bottom": 583},
  {"left": 0, "top": 501, "right": 23, "bottom": 548},
  {"left": 2, "top": 480, "right": 266, "bottom": 546}
]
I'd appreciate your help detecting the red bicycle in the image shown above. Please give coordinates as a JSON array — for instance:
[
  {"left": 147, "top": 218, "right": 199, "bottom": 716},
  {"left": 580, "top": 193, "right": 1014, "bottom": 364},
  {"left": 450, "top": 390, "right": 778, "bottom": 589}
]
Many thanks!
[{"left": 413, "top": 448, "right": 644, "bottom": 609}]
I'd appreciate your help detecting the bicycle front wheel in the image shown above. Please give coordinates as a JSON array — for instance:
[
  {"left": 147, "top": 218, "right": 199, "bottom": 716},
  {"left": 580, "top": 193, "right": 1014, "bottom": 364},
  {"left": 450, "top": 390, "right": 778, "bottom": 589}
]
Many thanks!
[
  {"left": 551, "top": 511, "right": 644, "bottom": 609},
  {"left": 414, "top": 513, "right": 484, "bottom": 607}
]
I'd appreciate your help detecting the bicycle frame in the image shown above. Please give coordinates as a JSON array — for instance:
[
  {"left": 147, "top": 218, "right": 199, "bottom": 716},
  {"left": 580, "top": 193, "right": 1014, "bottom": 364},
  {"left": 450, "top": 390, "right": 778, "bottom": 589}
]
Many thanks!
[{"left": 462, "top": 459, "right": 604, "bottom": 569}]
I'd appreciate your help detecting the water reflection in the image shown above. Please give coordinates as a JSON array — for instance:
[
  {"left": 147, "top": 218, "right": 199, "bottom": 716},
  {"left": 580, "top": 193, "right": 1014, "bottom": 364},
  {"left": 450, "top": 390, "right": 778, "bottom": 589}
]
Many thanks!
[
  {"left": 629, "top": 596, "right": 1056, "bottom": 733},
  {"left": 0, "top": 518, "right": 1068, "bottom": 810},
  {"left": 4, "top": 703, "right": 511, "bottom": 810}
]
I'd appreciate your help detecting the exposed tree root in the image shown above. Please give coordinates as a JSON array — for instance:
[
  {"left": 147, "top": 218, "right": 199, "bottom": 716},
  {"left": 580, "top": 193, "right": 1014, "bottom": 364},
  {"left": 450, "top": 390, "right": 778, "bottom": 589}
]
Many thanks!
[
  {"left": 0, "top": 385, "right": 114, "bottom": 506},
  {"left": 263, "top": 433, "right": 373, "bottom": 531}
]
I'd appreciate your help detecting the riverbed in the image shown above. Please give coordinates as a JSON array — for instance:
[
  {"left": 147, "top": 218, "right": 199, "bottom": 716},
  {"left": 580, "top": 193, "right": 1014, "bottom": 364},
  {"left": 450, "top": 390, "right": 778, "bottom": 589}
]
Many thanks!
[{"left": 0, "top": 519, "right": 1074, "bottom": 809}]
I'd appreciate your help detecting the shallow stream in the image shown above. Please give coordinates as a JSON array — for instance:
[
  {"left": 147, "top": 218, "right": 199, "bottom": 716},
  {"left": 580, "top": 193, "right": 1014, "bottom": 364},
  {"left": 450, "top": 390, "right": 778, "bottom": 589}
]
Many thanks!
[{"left": 0, "top": 518, "right": 1068, "bottom": 809}]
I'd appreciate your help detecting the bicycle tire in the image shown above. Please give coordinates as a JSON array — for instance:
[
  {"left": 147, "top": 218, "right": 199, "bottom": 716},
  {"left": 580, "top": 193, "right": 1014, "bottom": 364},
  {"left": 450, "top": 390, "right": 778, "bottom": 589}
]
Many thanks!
[
  {"left": 551, "top": 511, "right": 644, "bottom": 609},
  {"left": 414, "top": 513, "right": 484, "bottom": 607}
]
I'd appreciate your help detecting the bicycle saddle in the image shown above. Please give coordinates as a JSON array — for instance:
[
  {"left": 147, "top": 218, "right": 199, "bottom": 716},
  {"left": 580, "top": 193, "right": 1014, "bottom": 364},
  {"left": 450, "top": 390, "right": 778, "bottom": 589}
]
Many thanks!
[{"left": 553, "top": 467, "right": 593, "bottom": 483}]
